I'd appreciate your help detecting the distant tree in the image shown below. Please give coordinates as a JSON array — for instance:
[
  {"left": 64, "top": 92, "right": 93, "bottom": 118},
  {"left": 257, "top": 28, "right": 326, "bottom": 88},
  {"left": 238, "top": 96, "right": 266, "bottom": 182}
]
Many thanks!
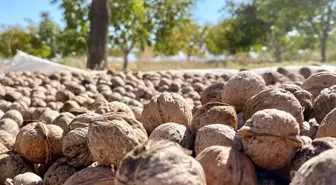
[
  {"left": 109, "top": 0, "right": 196, "bottom": 71},
  {"left": 289, "top": 0, "right": 336, "bottom": 62},
  {"left": 109, "top": 0, "right": 147, "bottom": 72},
  {"left": 184, "top": 22, "right": 208, "bottom": 60},
  {"left": 27, "top": 25, "right": 52, "bottom": 58},
  {"left": 205, "top": 20, "right": 233, "bottom": 56},
  {"left": 148, "top": 0, "right": 196, "bottom": 55},
  {"left": 252, "top": 0, "right": 298, "bottom": 62},
  {"left": 0, "top": 26, "right": 32, "bottom": 58},
  {"left": 0, "top": 25, "right": 52, "bottom": 58},
  {"left": 225, "top": 0, "right": 336, "bottom": 62},
  {"left": 51, "top": 0, "right": 90, "bottom": 56},
  {"left": 51, "top": 0, "right": 195, "bottom": 70},
  {"left": 38, "top": 12, "right": 61, "bottom": 57},
  {"left": 154, "top": 20, "right": 207, "bottom": 60}
]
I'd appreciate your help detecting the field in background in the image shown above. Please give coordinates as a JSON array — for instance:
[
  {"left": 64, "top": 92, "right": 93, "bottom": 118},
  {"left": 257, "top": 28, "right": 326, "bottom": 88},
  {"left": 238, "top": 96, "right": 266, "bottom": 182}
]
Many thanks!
[
  {"left": 56, "top": 56, "right": 324, "bottom": 72},
  {"left": 0, "top": 54, "right": 330, "bottom": 72}
]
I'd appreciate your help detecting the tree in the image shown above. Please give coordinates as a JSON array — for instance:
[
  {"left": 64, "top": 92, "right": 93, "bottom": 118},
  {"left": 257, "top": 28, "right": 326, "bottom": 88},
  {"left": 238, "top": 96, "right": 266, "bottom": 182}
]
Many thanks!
[
  {"left": 109, "top": 0, "right": 195, "bottom": 71},
  {"left": 0, "top": 25, "right": 52, "bottom": 58},
  {"left": 51, "top": 0, "right": 90, "bottom": 56},
  {"left": 253, "top": 0, "right": 299, "bottom": 62},
  {"left": 148, "top": 0, "right": 196, "bottom": 55},
  {"left": 38, "top": 12, "right": 61, "bottom": 57},
  {"left": 27, "top": 25, "right": 52, "bottom": 58},
  {"left": 51, "top": 0, "right": 195, "bottom": 70},
  {"left": 208, "top": 1, "right": 269, "bottom": 56},
  {"left": 155, "top": 20, "right": 207, "bottom": 60},
  {"left": 289, "top": 0, "right": 336, "bottom": 62},
  {"left": 223, "top": 0, "right": 304, "bottom": 62},
  {"left": 109, "top": 0, "right": 147, "bottom": 72},
  {"left": 87, "top": 0, "right": 111, "bottom": 70},
  {"left": 183, "top": 22, "right": 208, "bottom": 60},
  {"left": 231, "top": 2, "right": 269, "bottom": 53},
  {"left": 0, "top": 26, "right": 32, "bottom": 58},
  {"left": 205, "top": 21, "right": 230, "bottom": 56}
]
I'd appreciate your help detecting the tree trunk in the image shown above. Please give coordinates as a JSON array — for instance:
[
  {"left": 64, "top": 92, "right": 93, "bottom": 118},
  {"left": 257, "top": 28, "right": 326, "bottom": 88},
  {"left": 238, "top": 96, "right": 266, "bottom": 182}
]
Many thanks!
[
  {"left": 320, "top": 3, "right": 332, "bottom": 63},
  {"left": 275, "top": 44, "right": 282, "bottom": 63},
  {"left": 87, "top": 0, "right": 110, "bottom": 70},
  {"left": 321, "top": 34, "right": 327, "bottom": 63},
  {"left": 187, "top": 54, "right": 191, "bottom": 62},
  {"left": 123, "top": 52, "right": 129, "bottom": 72}
]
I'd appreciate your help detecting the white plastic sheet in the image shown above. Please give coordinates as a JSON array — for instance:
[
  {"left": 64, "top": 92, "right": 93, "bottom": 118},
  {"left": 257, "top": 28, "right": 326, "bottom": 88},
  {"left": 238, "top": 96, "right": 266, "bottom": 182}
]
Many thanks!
[{"left": 3, "top": 51, "right": 106, "bottom": 74}]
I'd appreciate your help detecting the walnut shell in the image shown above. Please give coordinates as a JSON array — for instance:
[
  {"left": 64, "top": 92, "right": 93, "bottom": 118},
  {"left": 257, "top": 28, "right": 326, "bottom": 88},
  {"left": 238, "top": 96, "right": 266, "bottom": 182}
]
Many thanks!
[
  {"left": 290, "top": 137, "right": 336, "bottom": 176},
  {"left": 313, "top": 85, "right": 336, "bottom": 124},
  {"left": 287, "top": 73, "right": 305, "bottom": 86},
  {"left": 23, "top": 107, "right": 35, "bottom": 121},
  {"left": 0, "top": 118, "right": 20, "bottom": 136},
  {"left": 115, "top": 140, "right": 206, "bottom": 185},
  {"left": 43, "top": 159, "right": 77, "bottom": 185},
  {"left": 237, "top": 112, "right": 245, "bottom": 129},
  {"left": 196, "top": 145, "right": 257, "bottom": 185},
  {"left": 300, "top": 120, "right": 318, "bottom": 139},
  {"left": 200, "top": 82, "right": 225, "bottom": 105},
  {"left": 194, "top": 124, "right": 243, "bottom": 155},
  {"left": 299, "top": 67, "right": 312, "bottom": 79},
  {"left": 9, "top": 101, "right": 28, "bottom": 114},
  {"left": 291, "top": 149, "right": 336, "bottom": 185},
  {"left": 4, "top": 91, "right": 22, "bottom": 102},
  {"left": 68, "top": 112, "right": 101, "bottom": 130},
  {"left": 39, "top": 109, "right": 60, "bottom": 125},
  {"left": 299, "top": 136, "right": 313, "bottom": 145},
  {"left": 0, "top": 142, "right": 8, "bottom": 153},
  {"left": 277, "top": 67, "right": 289, "bottom": 76},
  {"left": 128, "top": 105, "right": 143, "bottom": 123},
  {"left": 62, "top": 127, "right": 93, "bottom": 168},
  {"left": 0, "top": 130, "right": 16, "bottom": 149},
  {"left": 87, "top": 114, "right": 148, "bottom": 165},
  {"left": 2, "top": 110, "right": 23, "bottom": 127},
  {"left": 47, "top": 102, "right": 63, "bottom": 111},
  {"left": 316, "top": 107, "right": 336, "bottom": 138},
  {"left": 244, "top": 88, "right": 304, "bottom": 126},
  {"left": 64, "top": 165, "right": 115, "bottom": 185},
  {"left": 239, "top": 109, "right": 302, "bottom": 170},
  {"left": 65, "top": 82, "right": 85, "bottom": 95},
  {"left": 279, "top": 84, "right": 313, "bottom": 121},
  {"left": 0, "top": 154, "right": 34, "bottom": 184},
  {"left": 149, "top": 122, "right": 193, "bottom": 149},
  {"left": 222, "top": 71, "right": 266, "bottom": 111},
  {"left": 191, "top": 102, "right": 238, "bottom": 134},
  {"left": 32, "top": 108, "right": 49, "bottom": 121},
  {"left": 55, "top": 90, "right": 75, "bottom": 102},
  {"left": 142, "top": 92, "right": 192, "bottom": 134},
  {"left": 52, "top": 112, "right": 75, "bottom": 134},
  {"left": 111, "top": 76, "right": 125, "bottom": 87},
  {"left": 68, "top": 107, "right": 89, "bottom": 116},
  {"left": 0, "top": 100, "right": 12, "bottom": 112},
  {"left": 95, "top": 101, "right": 135, "bottom": 118},
  {"left": 61, "top": 100, "right": 80, "bottom": 112},
  {"left": 301, "top": 71, "right": 336, "bottom": 99},
  {"left": 5, "top": 172, "right": 42, "bottom": 185},
  {"left": 15, "top": 122, "right": 64, "bottom": 164}
]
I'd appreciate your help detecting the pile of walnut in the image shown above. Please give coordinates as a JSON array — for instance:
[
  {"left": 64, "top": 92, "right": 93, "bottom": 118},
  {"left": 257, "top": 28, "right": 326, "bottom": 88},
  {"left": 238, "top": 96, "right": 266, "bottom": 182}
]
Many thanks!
[{"left": 1, "top": 67, "right": 336, "bottom": 185}]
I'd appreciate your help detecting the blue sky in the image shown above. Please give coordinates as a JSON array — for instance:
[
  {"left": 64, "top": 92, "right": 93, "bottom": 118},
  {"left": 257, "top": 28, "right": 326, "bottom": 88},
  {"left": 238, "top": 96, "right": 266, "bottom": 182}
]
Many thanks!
[{"left": 0, "top": 0, "right": 224, "bottom": 27}]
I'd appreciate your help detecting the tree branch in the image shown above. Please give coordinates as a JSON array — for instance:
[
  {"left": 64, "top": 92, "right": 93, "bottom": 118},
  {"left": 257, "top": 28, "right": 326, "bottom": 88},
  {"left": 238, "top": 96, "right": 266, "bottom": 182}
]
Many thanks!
[{"left": 325, "top": 2, "right": 333, "bottom": 34}]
